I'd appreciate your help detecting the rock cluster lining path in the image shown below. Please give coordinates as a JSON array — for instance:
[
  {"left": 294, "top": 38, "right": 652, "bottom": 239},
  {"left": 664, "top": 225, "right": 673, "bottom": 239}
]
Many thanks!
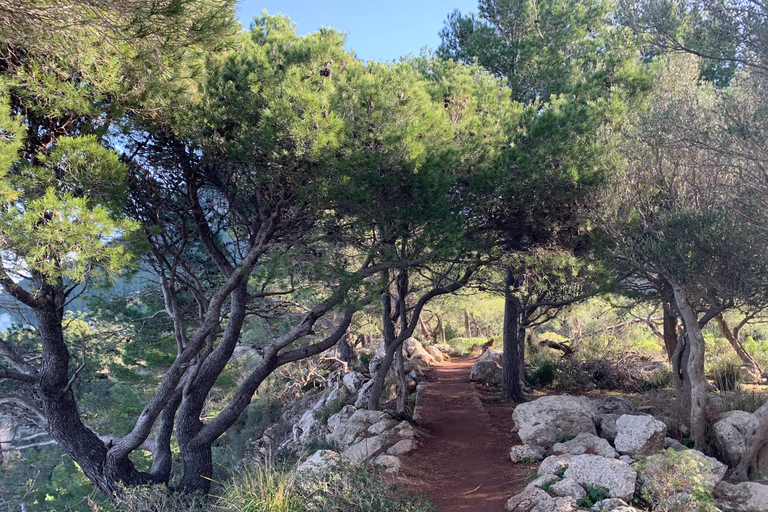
[{"left": 398, "top": 357, "right": 531, "bottom": 512}]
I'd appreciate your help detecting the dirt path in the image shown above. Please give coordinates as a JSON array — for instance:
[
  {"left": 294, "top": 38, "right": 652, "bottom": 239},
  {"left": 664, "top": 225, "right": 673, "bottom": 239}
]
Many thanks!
[{"left": 398, "top": 358, "right": 534, "bottom": 512}]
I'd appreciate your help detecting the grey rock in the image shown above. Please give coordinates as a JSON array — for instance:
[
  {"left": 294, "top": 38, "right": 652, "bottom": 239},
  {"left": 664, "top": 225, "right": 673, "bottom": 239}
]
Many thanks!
[
  {"left": 539, "top": 455, "right": 572, "bottom": 475},
  {"left": 340, "top": 435, "right": 386, "bottom": 463},
  {"left": 597, "top": 414, "right": 620, "bottom": 443},
  {"left": 663, "top": 437, "right": 688, "bottom": 452},
  {"left": 715, "top": 480, "right": 768, "bottom": 511},
  {"left": 387, "top": 439, "right": 418, "bottom": 456},
  {"left": 354, "top": 380, "right": 375, "bottom": 409},
  {"left": 513, "top": 395, "right": 598, "bottom": 447},
  {"left": 424, "top": 345, "right": 444, "bottom": 363},
  {"left": 342, "top": 371, "right": 365, "bottom": 394},
  {"left": 564, "top": 454, "right": 637, "bottom": 499},
  {"left": 297, "top": 449, "right": 340, "bottom": 473},
  {"left": 614, "top": 414, "right": 666, "bottom": 456},
  {"left": 552, "top": 432, "right": 618, "bottom": 459},
  {"left": 374, "top": 453, "right": 401, "bottom": 473},
  {"left": 531, "top": 496, "right": 578, "bottom": 512},
  {"left": 712, "top": 410, "right": 751, "bottom": 466},
  {"left": 549, "top": 478, "right": 587, "bottom": 500},
  {"left": 368, "top": 418, "right": 398, "bottom": 435},
  {"left": 506, "top": 488, "right": 552, "bottom": 512},
  {"left": 526, "top": 473, "right": 560, "bottom": 491},
  {"left": 510, "top": 444, "right": 547, "bottom": 462},
  {"left": 591, "top": 498, "right": 630, "bottom": 511},
  {"left": 470, "top": 358, "right": 502, "bottom": 386}
]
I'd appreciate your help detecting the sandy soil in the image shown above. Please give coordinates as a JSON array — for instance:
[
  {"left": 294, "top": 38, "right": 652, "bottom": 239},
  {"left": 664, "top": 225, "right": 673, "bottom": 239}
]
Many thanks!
[{"left": 398, "top": 358, "right": 535, "bottom": 512}]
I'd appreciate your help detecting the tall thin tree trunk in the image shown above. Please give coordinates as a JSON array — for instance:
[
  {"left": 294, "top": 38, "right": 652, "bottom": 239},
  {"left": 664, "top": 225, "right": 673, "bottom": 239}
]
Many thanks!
[
  {"left": 715, "top": 313, "right": 763, "bottom": 375},
  {"left": 671, "top": 281, "right": 709, "bottom": 449},
  {"left": 395, "top": 347, "right": 407, "bottom": 415},
  {"left": 464, "top": 310, "right": 472, "bottom": 338},
  {"left": 339, "top": 333, "right": 352, "bottom": 363},
  {"left": 436, "top": 314, "right": 446, "bottom": 345},
  {"left": 502, "top": 269, "right": 525, "bottom": 402},
  {"left": 663, "top": 301, "right": 679, "bottom": 361}
]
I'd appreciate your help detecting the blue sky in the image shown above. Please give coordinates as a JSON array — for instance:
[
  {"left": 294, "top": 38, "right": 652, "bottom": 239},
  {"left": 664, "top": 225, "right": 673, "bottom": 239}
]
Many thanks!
[{"left": 236, "top": 1, "right": 480, "bottom": 62}]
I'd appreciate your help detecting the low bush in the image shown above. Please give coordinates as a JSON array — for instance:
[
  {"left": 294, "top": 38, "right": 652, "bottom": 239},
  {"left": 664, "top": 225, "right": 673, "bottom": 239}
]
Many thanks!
[
  {"left": 711, "top": 358, "right": 742, "bottom": 392},
  {"left": 217, "top": 461, "right": 433, "bottom": 512},
  {"left": 635, "top": 449, "right": 718, "bottom": 512}
]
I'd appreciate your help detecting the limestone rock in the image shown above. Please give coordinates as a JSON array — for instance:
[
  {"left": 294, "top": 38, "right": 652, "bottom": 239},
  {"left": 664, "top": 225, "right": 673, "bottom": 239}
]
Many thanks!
[
  {"left": 591, "top": 498, "right": 631, "bottom": 511},
  {"left": 406, "top": 344, "right": 437, "bottom": 370},
  {"left": 564, "top": 454, "right": 637, "bottom": 499},
  {"left": 506, "top": 488, "right": 552, "bottom": 512},
  {"left": 510, "top": 444, "right": 547, "bottom": 462},
  {"left": 297, "top": 449, "right": 340, "bottom": 472},
  {"left": 539, "top": 455, "right": 572, "bottom": 475},
  {"left": 513, "top": 395, "right": 598, "bottom": 447},
  {"left": 368, "top": 418, "right": 398, "bottom": 435},
  {"left": 387, "top": 438, "right": 418, "bottom": 456},
  {"left": 614, "top": 414, "right": 666, "bottom": 456},
  {"left": 470, "top": 351, "right": 502, "bottom": 386},
  {"left": 341, "top": 435, "right": 386, "bottom": 463},
  {"left": 327, "top": 408, "right": 390, "bottom": 448},
  {"left": 596, "top": 414, "right": 620, "bottom": 443},
  {"left": 374, "top": 454, "right": 401, "bottom": 473},
  {"left": 424, "top": 345, "right": 444, "bottom": 363},
  {"left": 552, "top": 433, "right": 618, "bottom": 458},
  {"left": 618, "top": 455, "right": 633, "bottom": 464},
  {"left": 526, "top": 473, "right": 560, "bottom": 491},
  {"left": 531, "top": 496, "right": 578, "bottom": 512},
  {"left": 354, "top": 380, "right": 374, "bottom": 409},
  {"left": 712, "top": 410, "right": 750, "bottom": 466},
  {"left": 342, "top": 371, "right": 365, "bottom": 394},
  {"left": 715, "top": 481, "right": 768, "bottom": 512},
  {"left": 663, "top": 437, "right": 688, "bottom": 452},
  {"left": 293, "top": 408, "right": 329, "bottom": 444},
  {"left": 549, "top": 478, "right": 587, "bottom": 500}
]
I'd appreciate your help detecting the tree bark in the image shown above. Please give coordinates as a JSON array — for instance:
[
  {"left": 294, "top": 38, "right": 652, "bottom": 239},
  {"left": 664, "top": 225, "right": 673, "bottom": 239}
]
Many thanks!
[
  {"left": 338, "top": 333, "right": 352, "bottom": 363},
  {"left": 715, "top": 313, "right": 763, "bottom": 375},
  {"left": 435, "top": 314, "right": 446, "bottom": 345},
  {"left": 663, "top": 301, "right": 679, "bottom": 361},
  {"left": 502, "top": 269, "right": 525, "bottom": 402},
  {"left": 464, "top": 310, "right": 472, "bottom": 338},
  {"left": 670, "top": 281, "right": 709, "bottom": 449},
  {"left": 395, "top": 347, "right": 407, "bottom": 415}
]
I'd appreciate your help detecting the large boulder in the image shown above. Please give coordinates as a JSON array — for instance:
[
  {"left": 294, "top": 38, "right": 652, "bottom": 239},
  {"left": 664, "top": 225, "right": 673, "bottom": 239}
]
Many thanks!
[
  {"left": 564, "top": 454, "right": 637, "bottom": 499},
  {"left": 513, "top": 395, "right": 598, "bottom": 447},
  {"left": 470, "top": 349, "right": 502, "bottom": 386},
  {"left": 424, "top": 345, "right": 444, "bottom": 363},
  {"left": 636, "top": 448, "right": 727, "bottom": 509},
  {"left": 613, "top": 414, "right": 666, "bottom": 456},
  {"left": 552, "top": 433, "right": 618, "bottom": 459},
  {"left": 531, "top": 496, "right": 578, "bottom": 512},
  {"left": 712, "top": 410, "right": 750, "bottom": 466},
  {"left": 715, "top": 481, "right": 768, "bottom": 512}
]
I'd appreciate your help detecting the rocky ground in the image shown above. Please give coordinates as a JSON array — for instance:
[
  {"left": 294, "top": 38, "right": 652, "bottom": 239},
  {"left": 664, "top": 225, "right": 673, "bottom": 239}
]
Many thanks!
[{"left": 251, "top": 339, "right": 768, "bottom": 512}]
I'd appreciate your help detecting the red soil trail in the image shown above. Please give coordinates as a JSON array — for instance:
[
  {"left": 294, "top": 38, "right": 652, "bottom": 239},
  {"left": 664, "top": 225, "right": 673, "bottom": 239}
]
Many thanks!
[{"left": 398, "top": 357, "right": 533, "bottom": 512}]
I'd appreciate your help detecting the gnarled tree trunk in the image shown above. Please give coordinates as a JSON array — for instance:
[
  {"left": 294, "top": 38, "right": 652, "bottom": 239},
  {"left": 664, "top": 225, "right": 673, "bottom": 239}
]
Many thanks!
[{"left": 502, "top": 269, "right": 525, "bottom": 402}]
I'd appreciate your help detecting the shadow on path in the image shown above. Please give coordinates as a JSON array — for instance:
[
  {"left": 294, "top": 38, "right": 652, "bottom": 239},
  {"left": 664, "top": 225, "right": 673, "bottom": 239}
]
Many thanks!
[{"left": 398, "top": 358, "right": 533, "bottom": 512}]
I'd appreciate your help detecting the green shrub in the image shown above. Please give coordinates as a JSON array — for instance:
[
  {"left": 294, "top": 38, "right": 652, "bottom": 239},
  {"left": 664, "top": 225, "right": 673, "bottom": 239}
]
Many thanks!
[
  {"left": 527, "top": 359, "right": 557, "bottom": 388},
  {"left": 719, "top": 389, "right": 768, "bottom": 413},
  {"left": 712, "top": 359, "right": 742, "bottom": 392},
  {"left": 576, "top": 485, "right": 610, "bottom": 508},
  {"left": 217, "top": 462, "right": 433, "bottom": 512},
  {"left": 113, "top": 485, "right": 207, "bottom": 512}
]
